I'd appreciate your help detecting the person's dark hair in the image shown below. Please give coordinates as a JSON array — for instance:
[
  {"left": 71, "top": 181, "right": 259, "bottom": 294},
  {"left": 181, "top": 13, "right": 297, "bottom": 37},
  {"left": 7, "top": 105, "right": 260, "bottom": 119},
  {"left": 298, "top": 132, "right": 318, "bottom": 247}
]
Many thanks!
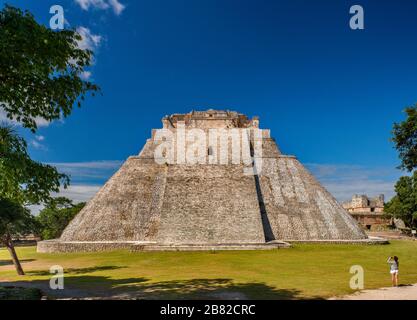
[{"left": 394, "top": 256, "right": 399, "bottom": 267}]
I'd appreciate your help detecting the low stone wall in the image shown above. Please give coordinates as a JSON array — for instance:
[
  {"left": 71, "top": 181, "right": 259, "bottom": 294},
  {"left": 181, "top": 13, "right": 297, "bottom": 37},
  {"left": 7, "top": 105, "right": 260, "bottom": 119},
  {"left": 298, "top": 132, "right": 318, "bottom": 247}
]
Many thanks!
[
  {"left": 37, "top": 237, "right": 388, "bottom": 253},
  {"left": 287, "top": 237, "right": 389, "bottom": 245},
  {"left": 37, "top": 240, "right": 290, "bottom": 253},
  {"left": 37, "top": 240, "right": 137, "bottom": 253},
  {"left": 132, "top": 242, "right": 291, "bottom": 251}
]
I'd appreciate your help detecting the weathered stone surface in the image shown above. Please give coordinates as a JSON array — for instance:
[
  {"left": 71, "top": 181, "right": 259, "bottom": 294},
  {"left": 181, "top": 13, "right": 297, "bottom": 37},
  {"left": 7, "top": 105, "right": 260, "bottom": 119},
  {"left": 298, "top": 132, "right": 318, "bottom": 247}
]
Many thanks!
[
  {"left": 38, "top": 110, "right": 369, "bottom": 253},
  {"left": 259, "top": 157, "right": 367, "bottom": 240}
]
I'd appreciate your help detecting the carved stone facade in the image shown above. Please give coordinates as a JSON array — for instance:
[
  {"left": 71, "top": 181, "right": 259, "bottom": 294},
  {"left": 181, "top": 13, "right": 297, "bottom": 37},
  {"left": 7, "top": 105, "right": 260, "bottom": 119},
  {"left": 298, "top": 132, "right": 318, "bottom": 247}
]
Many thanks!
[
  {"left": 342, "top": 194, "right": 390, "bottom": 230},
  {"left": 38, "top": 110, "right": 376, "bottom": 253}
]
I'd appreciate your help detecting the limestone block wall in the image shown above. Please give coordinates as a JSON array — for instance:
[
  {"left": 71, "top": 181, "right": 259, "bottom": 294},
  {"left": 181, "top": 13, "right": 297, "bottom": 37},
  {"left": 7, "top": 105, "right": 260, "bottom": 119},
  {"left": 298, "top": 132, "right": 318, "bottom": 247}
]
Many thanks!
[
  {"left": 259, "top": 157, "right": 367, "bottom": 240},
  {"left": 60, "top": 158, "right": 166, "bottom": 241},
  {"left": 155, "top": 165, "right": 265, "bottom": 244}
]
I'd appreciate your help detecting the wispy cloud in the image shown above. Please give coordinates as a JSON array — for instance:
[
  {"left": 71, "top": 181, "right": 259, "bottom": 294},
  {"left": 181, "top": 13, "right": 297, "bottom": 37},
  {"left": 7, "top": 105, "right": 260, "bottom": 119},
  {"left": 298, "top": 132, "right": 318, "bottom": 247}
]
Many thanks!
[
  {"left": 50, "top": 160, "right": 122, "bottom": 184},
  {"left": 29, "top": 184, "right": 102, "bottom": 215},
  {"left": 76, "top": 26, "right": 102, "bottom": 51},
  {"left": 35, "top": 135, "right": 45, "bottom": 142},
  {"left": 73, "top": 27, "right": 102, "bottom": 80},
  {"left": 305, "top": 163, "right": 404, "bottom": 202},
  {"left": 79, "top": 71, "right": 92, "bottom": 80},
  {"left": 75, "top": 0, "right": 126, "bottom": 15},
  {"left": 57, "top": 184, "right": 102, "bottom": 203},
  {"left": 0, "top": 106, "right": 51, "bottom": 128},
  {"left": 28, "top": 160, "right": 122, "bottom": 215},
  {"left": 29, "top": 135, "right": 47, "bottom": 151},
  {"left": 108, "top": 0, "right": 125, "bottom": 15}
]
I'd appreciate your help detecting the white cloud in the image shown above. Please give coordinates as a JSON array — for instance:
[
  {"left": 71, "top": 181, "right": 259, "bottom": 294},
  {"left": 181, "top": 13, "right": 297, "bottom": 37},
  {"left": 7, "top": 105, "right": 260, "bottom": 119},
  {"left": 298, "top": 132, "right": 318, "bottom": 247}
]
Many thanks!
[
  {"left": 29, "top": 135, "right": 47, "bottom": 150},
  {"left": 0, "top": 106, "right": 51, "bottom": 128},
  {"left": 75, "top": 0, "right": 125, "bottom": 15},
  {"left": 76, "top": 26, "right": 102, "bottom": 51},
  {"left": 29, "top": 139, "right": 47, "bottom": 151},
  {"left": 50, "top": 160, "right": 122, "bottom": 182},
  {"left": 57, "top": 184, "right": 102, "bottom": 203},
  {"left": 305, "top": 163, "right": 404, "bottom": 202},
  {"left": 80, "top": 71, "right": 92, "bottom": 80},
  {"left": 75, "top": 0, "right": 109, "bottom": 11},
  {"left": 27, "top": 161, "right": 122, "bottom": 214},
  {"left": 108, "top": 0, "right": 125, "bottom": 15},
  {"left": 51, "top": 160, "right": 122, "bottom": 170},
  {"left": 29, "top": 184, "right": 102, "bottom": 215},
  {"left": 71, "top": 27, "right": 101, "bottom": 81}
]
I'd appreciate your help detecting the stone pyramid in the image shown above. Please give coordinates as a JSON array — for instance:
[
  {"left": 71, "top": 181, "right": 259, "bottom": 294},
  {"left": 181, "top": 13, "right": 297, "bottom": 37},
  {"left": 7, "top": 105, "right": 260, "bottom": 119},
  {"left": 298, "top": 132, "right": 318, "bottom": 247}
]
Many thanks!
[{"left": 38, "top": 110, "right": 372, "bottom": 253}]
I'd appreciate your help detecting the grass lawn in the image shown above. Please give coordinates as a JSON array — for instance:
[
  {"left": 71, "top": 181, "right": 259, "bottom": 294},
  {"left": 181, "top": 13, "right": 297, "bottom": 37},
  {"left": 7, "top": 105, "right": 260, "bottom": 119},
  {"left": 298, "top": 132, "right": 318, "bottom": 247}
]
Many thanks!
[{"left": 1, "top": 240, "right": 417, "bottom": 299}]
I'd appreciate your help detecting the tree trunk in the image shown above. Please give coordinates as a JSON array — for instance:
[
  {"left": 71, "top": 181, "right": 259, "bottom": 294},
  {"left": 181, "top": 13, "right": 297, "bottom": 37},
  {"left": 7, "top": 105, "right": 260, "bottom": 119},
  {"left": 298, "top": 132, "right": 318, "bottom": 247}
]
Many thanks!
[{"left": 3, "top": 234, "right": 24, "bottom": 275}]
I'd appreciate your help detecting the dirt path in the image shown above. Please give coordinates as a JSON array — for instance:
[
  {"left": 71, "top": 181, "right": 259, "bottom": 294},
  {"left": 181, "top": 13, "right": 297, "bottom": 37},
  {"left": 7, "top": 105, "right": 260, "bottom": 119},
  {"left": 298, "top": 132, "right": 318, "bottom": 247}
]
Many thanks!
[
  {"left": 0, "top": 280, "right": 248, "bottom": 300},
  {"left": 2, "top": 278, "right": 416, "bottom": 300},
  {"left": 332, "top": 284, "right": 417, "bottom": 300}
]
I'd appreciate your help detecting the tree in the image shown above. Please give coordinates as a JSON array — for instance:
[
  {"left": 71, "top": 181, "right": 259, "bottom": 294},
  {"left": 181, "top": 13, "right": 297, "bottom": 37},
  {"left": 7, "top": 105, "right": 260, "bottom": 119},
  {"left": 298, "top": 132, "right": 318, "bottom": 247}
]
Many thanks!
[
  {"left": 391, "top": 104, "right": 417, "bottom": 172},
  {"left": 0, "top": 5, "right": 100, "bottom": 132},
  {"left": 0, "top": 199, "right": 38, "bottom": 275},
  {"left": 0, "top": 5, "right": 99, "bottom": 274},
  {"left": 37, "top": 197, "right": 85, "bottom": 240},
  {"left": 0, "top": 126, "right": 69, "bottom": 274},
  {"left": 0, "top": 126, "right": 69, "bottom": 204},
  {"left": 384, "top": 172, "right": 417, "bottom": 229}
]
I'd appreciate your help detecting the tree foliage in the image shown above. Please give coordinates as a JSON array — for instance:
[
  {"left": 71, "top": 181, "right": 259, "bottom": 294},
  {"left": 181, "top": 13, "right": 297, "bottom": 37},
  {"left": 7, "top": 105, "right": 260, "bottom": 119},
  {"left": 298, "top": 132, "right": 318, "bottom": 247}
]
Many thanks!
[
  {"left": 384, "top": 171, "right": 417, "bottom": 228},
  {"left": 391, "top": 104, "right": 417, "bottom": 172},
  {"left": 0, "top": 5, "right": 100, "bottom": 132},
  {"left": 0, "top": 126, "right": 69, "bottom": 205},
  {"left": 0, "top": 126, "right": 69, "bottom": 274},
  {"left": 0, "top": 5, "right": 100, "bottom": 275},
  {"left": 0, "top": 198, "right": 39, "bottom": 275},
  {"left": 37, "top": 197, "right": 85, "bottom": 240},
  {"left": 0, "top": 198, "right": 38, "bottom": 241}
]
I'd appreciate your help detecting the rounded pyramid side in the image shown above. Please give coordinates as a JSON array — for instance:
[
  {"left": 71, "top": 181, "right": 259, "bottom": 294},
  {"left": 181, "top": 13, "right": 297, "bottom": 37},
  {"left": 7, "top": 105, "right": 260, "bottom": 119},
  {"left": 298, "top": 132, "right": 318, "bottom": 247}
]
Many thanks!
[
  {"left": 259, "top": 156, "right": 367, "bottom": 240},
  {"left": 60, "top": 157, "right": 166, "bottom": 241}
]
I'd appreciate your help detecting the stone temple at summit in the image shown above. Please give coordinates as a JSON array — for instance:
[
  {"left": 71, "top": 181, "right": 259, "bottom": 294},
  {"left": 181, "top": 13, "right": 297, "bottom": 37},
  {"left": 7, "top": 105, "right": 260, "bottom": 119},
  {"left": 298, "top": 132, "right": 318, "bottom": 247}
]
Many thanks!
[{"left": 38, "top": 110, "right": 378, "bottom": 253}]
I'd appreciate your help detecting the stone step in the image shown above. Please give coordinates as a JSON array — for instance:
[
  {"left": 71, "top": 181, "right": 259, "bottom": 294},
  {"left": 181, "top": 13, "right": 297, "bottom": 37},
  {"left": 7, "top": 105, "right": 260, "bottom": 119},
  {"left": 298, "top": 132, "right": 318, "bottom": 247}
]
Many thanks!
[{"left": 131, "top": 241, "right": 291, "bottom": 252}]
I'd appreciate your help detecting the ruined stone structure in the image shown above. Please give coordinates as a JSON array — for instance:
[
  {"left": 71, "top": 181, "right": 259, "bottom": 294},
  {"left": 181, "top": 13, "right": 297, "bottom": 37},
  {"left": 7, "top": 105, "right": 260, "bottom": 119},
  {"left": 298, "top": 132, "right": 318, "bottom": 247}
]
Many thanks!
[
  {"left": 342, "top": 194, "right": 391, "bottom": 230},
  {"left": 38, "top": 110, "right": 381, "bottom": 253}
]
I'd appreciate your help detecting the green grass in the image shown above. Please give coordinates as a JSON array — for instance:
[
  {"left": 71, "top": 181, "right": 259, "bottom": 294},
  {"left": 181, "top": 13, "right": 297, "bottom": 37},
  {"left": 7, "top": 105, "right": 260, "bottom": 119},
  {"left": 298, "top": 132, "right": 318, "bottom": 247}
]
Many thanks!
[{"left": 1, "top": 240, "right": 417, "bottom": 299}]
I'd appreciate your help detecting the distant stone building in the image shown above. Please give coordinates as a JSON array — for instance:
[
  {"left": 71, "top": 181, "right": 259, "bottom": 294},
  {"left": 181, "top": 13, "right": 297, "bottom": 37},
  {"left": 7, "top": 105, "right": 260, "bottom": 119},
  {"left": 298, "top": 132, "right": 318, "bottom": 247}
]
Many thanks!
[{"left": 342, "top": 194, "right": 390, "bottom": 230}]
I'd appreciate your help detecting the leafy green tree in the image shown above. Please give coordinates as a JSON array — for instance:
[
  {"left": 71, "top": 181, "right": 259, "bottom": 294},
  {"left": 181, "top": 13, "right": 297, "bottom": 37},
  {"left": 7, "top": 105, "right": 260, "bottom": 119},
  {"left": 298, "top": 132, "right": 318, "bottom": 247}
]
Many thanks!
[
  {"left": 0, "top": 199, "right": 38, "bottom": 275},
  {"left": 0, "top": 5, "right": 100, "bottom": 132},
  {"left": 0, "top": 126, "right": 69, "bottom": 274},
  {"left": 384, "top": 172, "right": 417, "bottom": 229},
  {"left": 391, "top": 104, "right": 417, "bottom": 172},
  {"left": 37, "top": 197, "right": 85, "bottom": 240},
  {"left": 0, "top": 126, "right": 69, "bottom": 203},
  {"left": 0, "top": 4, "right": 100, "bottom": 275}
]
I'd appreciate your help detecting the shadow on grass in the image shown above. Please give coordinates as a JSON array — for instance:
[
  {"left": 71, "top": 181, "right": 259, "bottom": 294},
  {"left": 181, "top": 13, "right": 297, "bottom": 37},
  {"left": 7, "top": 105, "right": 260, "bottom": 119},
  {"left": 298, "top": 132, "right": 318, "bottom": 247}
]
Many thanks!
[
  {"left": 27, "top": 265, "right": 125, "bottom": 276},
  {"left": 1, "top": 273, "right": 319, "bottom": 299},
  {"left": 0, "top": 259, "right": 36, "bottom": 266}
]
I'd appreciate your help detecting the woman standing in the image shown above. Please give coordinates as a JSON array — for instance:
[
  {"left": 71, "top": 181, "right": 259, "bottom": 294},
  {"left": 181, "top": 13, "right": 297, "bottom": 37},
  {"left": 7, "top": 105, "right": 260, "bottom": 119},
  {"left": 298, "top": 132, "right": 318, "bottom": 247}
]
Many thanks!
[{"left": 387, "top": 256, "right": 399, "bottom": 287}]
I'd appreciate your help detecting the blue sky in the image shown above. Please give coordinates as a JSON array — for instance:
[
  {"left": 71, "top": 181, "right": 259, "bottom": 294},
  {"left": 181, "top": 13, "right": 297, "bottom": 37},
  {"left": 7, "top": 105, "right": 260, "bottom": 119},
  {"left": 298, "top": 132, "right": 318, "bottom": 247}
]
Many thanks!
[{"left": 1, "top": 0, "right": 417, "bottom": 205}]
